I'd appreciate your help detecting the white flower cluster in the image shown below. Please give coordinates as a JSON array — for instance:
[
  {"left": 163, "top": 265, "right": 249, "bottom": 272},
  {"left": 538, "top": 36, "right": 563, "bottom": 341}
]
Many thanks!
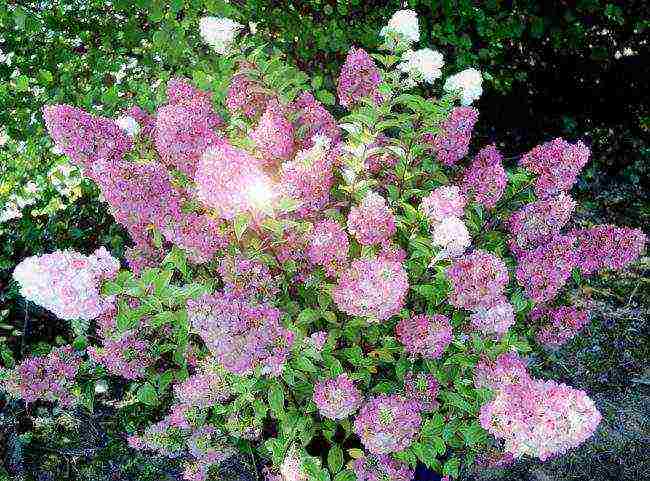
[
  {"left": 199, "top": 16, "right": 243, "bottom": 55},
  {"left": 0, "top": 182, "right": 41, "bottom": 224},
  {"left": 431, "top": 215, "right": 471, "bottom": 258},
  {"left": 444, "top": 68, "right": 483, "bottom": 105},
  {"left": 398, "top": 48, "right": 445, "bottom": 86},
  {"left": 380, "top": 9, "right": 419, "bottom": 46},
  {"left": 115, "top": 115, "right": 140, "bottom": 137}
]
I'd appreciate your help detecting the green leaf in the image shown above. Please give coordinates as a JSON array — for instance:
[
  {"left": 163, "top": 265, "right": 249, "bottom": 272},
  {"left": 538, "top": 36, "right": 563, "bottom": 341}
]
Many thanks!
[
  {"left": 268, "top": 382, "right": 285, "bottom": 418},
  {"left": 234, "top": 213, "right": 250, "bottom": 240},
  {"left": 327, "top": 444, "right": 344, "bottom": 473},
  {"left": 137, "top": 383, "right": 158, "bottom": 406},
  {"left": 333, "top": 470, "right": 356, "bottom": 481},
  {"left": 443, "top": 457, "right": 460, "bottom": 478}
]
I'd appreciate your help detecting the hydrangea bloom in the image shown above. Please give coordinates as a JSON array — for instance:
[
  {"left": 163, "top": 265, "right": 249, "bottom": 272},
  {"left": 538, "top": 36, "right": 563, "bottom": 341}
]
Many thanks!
[
  {"left": 380, "top": 9, "right": 419, "bottom": 45},
  {"left": 337, "top": 48, "right": 383, "bottom": 108},
  {"left": 444, "top": 68, "right": 483, "bottom": 106},
  {"left": 124, "top": 105, "right": 155, "bottom": 139},
  {"left": 332, "top": 258, "right": 408, "bottom": 321},
  {"left": 532, "top": 305, "right": 590, "bottom": 348},
  {"left": 161, "top": 213, "right": 227, "bottom": 264},
  {"left": 115, "top": 115, "right": 140, "bottom": 137},
  {"left": 313, "top": 374, "right": 363, "bottom": 420},
  {"left": 217, "top": 255, "right": 279, "bottom": 303},
  {"left": 460, "top": 144, "right": 507, "bottom": 209},
  {"left": 425, "top": 106, "right": 479, "bottom": 166},
  {"left": 174, "top": 361, "right": 232, "bottom": 408},
  {"left": 474, "top": 352, "right": 530, "bottom": 391},
  {"left": 420, "top": 186, "right": 466, "bottom": 224},
  {"left": 447, "top": 250, "right": 509, "bottom": 311},
  {"left": 570, "top": 225, "right": 646, "bottom": 275},
  {"left": 291, "top": 92, "right": 341, "bottom": 149},
  {"left": 519, "top": 138, "right": 590, "bottom": 199},
  {"left": 226, "top": 67, "right": 271, "bottom": 119},
  {"left": 188, "top": 292, "right": 293, "bottom": 376},
  {"left": 470, "top": 299, "right": 515, "bottom": 336},
  {"left": 88, "top": 330, "right": 154, "bottom": 380},
  {"left": 515, "top": 234, "right": 576, "bottom": 303},
  {"left": 1, "top": 346, "right": 80, "bottom": 406},
  {"left": 195, "top": 143, "right": 276, "bottom": 220},
  {"left": 353, "top": 454, "right": 414, "bottom": 481},
  {"left": 431, "top": 215, "right": 471, "bottom": 259},
  {"left": 308, "top": 220, "right": 350, "bottom": 276},
  {"left": 403, "top": 372, "right": 440, "bottom": 412},
  {"left": 250, "top": 99, "right": 295, "bottom": 164},
  {"left": 508, "top": 194, "right": 576, "bottom": 255},
  {"left": 199, "top": 16, "right": 242, "bottom": 54},
  {"left": 354, "top": 394, "right": 422, "bottom": 454},
  {"left": 396, "top": 314, "right": 452, "bottom": 359},
  {"left": 479, "top": 378, "right": 601, "bottom": 461},
  {"left": 13, "top": 247, "right": 119, "bottom": 321},
  {"left": 398, "top": 49, "right": 444, "bottom": 85},
  {"left": 347, "top": 192, "right": 396, "bottom": 246}
]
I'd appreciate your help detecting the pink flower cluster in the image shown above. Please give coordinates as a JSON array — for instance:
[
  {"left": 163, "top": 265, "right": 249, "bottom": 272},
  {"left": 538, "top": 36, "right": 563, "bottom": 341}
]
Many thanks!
[
  {"left": 347, "top": 192, "right": 396, "bottom": 246},
  {"left": 250, "top": 99, "right": 295, "bottom": 165},
  {"left": 460, "top": 144, "right": 507, "bottom": 209},
  {"left": 332, "top": 258, "right": 408, "bottom": 321},
  {"left": 88, "top": 330, "right": 154, "bottom": 380},
  {"left": 519, "top": 138, "right": 590, "bottom": 199},
  {"left": 477, "top": 353, "right": 601, "bottom": 461},
  {"left": 307, "top": 220, "right": 350, "bottom": 277},
  {"left": 174, "top": 362, "right": 232, "bottom": 408},
  {"left": 226, "top": 66, "right": 271, "bottom": 119},
  {"left": 1, "top": 346, "right": 80, "bottom": 406},
  {"left": 291, "top": 92, "right": 341, "bottom": 149},
  {"left": 353, "top": 454, "right": 414, "bottom": 481},
  {"left": 403, "top": 372, "right": 440, "bottom": 412},
  {"left": 43, "top": 104, "right": 132, "bottom": 180},
  {"left": 420, "top": 185, "right": 470, "bottom": 257},
  {"left": 337, "top": 47, "right": 384, "bottom": 108},
  {"left": 13, "top": 247, "right": 119, "bottom": 321},
  {"left": 570, "top": 225, "right": 646, "bottom": 275},
  {"left": 160, "top": 212, "right": 227, "bottom": 264},
  {"left": 515, "top": 235, "right": 576, "bottom": 303},
  {"left": 532, "top": 305, "right": 590, "bottom": 348},
  {"left": 474, "top": 352, "right": 530, "bottom": 391},
  {"left": 426, "top": 106, "right": 479, "bottom": 166},
  {"left": 188, "top": 292, "right": 293, "bottom": 377},
  {"left": 508, "top": 194, "right": 576, "bottom": 255},
  {"left": 313, "top": 374, "right": 363, "bottom": 420},
  {"left": 353, "top": 394, "right": 422, "bottom": 454},
  {"left": 447, "top": 249, "right": 509, "bottom": 311},
  {"left": 470, "top": 300, "right": 515, "bottom": 337},
  {"left": 420, "top": 186, "right": 466, "bottom": 223},
  {"left": 217, "top": 255, "right": 279, "bottom": 303},
  {"left": 395, "top": 314, "right": 452, "bottom": 360}
]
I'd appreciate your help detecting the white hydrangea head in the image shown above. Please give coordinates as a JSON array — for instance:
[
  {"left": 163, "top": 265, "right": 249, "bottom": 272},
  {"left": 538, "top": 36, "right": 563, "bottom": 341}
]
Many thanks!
[
  {"left": 199, "top": 16, "right": 243, "bottom": 55},
  {"left": 115, "top": 116, "right": 140, "bottom": 137},
  {"left": 444, "top": 68, "right": 483, "bottom": 105},
  {"left": 398, "top": 48, "right": 445, "bottom": 85},
  {"left": 431, "top": 216, "right": 471, "bottom": 259},
  {"left": 0, "top": 201, "right": 22, "bottom": 223},
  {"left": 380, "top": 9, "right": 419, "bottom": 47}
]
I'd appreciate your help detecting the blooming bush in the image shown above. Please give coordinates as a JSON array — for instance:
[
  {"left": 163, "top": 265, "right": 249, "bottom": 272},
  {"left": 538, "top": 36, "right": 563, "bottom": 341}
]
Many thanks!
[{"left": 1, "top": 9, "right": 646, "bottom": 481}]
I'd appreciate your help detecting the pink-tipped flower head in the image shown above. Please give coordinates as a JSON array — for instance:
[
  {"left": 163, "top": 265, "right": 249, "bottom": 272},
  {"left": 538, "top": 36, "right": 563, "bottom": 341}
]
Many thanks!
[
  {"left": 396, "top": 314, "right": 453, "bottom": 360},
  {"left": 460, "top": 144, "right": 507, "bottom": 209},
  {"left": 347, "top": 192, "right": 396, "bottom": 246},
  {"left": 337, "top": 47, "right": 384, "bottom": 109},
  {"left": 313, "top": 374, "right": 363, "bottom": 420},
  {"left": 446, "top": 249, "right": 509, "bottom": 310}
]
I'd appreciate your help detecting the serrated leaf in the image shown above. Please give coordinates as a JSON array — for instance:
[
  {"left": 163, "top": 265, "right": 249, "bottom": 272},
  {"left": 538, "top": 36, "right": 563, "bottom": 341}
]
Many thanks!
[{"left": 327, "top": 445, "right": 344, "bottom": 473}]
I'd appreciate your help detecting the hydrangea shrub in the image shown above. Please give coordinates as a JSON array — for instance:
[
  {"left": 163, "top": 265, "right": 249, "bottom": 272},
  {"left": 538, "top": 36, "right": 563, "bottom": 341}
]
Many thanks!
[{"left": 1, "top": 9, "right": 646, "bottom": 481}]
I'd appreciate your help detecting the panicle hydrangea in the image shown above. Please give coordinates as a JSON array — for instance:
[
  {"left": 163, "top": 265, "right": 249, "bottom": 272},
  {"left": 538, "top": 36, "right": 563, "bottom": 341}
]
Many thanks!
[
  {"left": 188, "top": 292, "right": 293, "bottom": 377},
  {"left": 115, "top": 115, "right": 140, "bottom": 137},
  {"left": 88, "top": 330, "right": 154, "bottom": 380},
  {"left": 396, "top": 314, "right": 452, "bottom": 360},
  {"left": 532, "top": 305, "right": 590, "bottom": 348},
  {"left": 507, "top": 194, "right": 576, "bottom": 255},
  {"left": 470, "top": 299, "right": 516, "bottom": 337},
  {"left": 195, "top": 142, "right": 276, "bottom": 220},
  {"left": 353, "top": 454, "right": 414, "bottom": 481},
  {"left": 161, "top": 212, "right": 227, "bottom": 264},
  {"left": 226, "top": 67, "right": 271, "bottom": 119},
  {"left": 42, "top": 104, "right": 132, "bottom": 179},
  {"left": 515, "top": 234, "right": 577, "bottom": 303},
  {"left": 1, "top": 346, "right": 80, "bottom": 406},
  {"left": 280, "top": 135, "right": 334, "bottom": 217},
  {"left": 124, "top": 105, "right": 155, "bottom": 139},
  {"left": 173, "top": 361, "right": 232, "bottom": 408},
  {"left": 425, "top": 106, "right": 479, "bottom": 166},
  {"left": 13, "top": 247, "right": 119, "bottom": 321},
  {"left": 217, "top": 255, "right": 279, "bottom": 303},
  {"left": 519, "top": 138, "right": 590, "bottom": 199},
  {"left": 337, "top": 47, "right": 384, "bottom": 109},
  {"left": 199, "top": 16, "right": 242, "bottom": 54},
  {"left": 347, "top": 192, "right": 396, "bottom": 246},
  {"left": 570, "top": 225, "right": 646, "bottom": 275},
  {"left": 291, "top": 92, "right": 341, "bottom": 149},
  {"left": 403, "top": 372, "right": 440, "bottom": 412},
  {"left": 444, "top": 68, "right": 483, "bottom": 106},
  {"left": 380, "top": 9, "right": 420, "bottom": 45},
  {"left": 431, "top": 216, "right": 471, "bottom": 259},
  {"left": 479, "top": 378, "right": 601, "bottom": 461},
  {"left": 447, "top": 249, "right": 509, "bottom": 311},
  {"left": 125, "top": 242, "right": 167, "bottom": 275},
  {"left": 250, "top": 99, "right": 295, "bottom": 164},
  {"left": 353, "top": 394, "right": 422, "bottom": 454},
  {"left": 313, "top": 374, "right": 363, "bottom": 420},
  {"left": 474, "top": 352, "right": 531, "bottom": 391},
  {"left": 307, "top": 220, "right": 350, "bottom": 277},
  {"left": 332, "top": 258, "right": 408, "bottom": 321},
  {"left": 154, "top": 79, "right": 223, "bottom": 176},
  {"left": 420, "top": 185, "right": 466, "bottom": 224},
  {"left": 460, "top": 144, "right": 507, "bottom": 209},
  {"left": 397, "top": 48, "right": 444, "bottom": 85}
]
